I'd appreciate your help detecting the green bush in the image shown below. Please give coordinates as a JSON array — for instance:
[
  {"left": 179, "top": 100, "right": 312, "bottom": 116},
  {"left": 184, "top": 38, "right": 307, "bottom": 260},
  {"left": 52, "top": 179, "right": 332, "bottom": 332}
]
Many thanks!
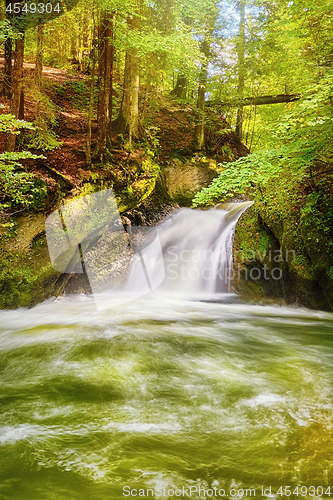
[{"left": 0, "top": 111, "right": 47, "bottom": 215}]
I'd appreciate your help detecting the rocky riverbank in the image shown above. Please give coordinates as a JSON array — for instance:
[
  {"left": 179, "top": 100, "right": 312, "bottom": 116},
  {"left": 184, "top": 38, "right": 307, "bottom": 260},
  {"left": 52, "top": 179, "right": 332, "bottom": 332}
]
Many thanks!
[{"left": 232, "top": 175, "right": 333, "bottom": 311}]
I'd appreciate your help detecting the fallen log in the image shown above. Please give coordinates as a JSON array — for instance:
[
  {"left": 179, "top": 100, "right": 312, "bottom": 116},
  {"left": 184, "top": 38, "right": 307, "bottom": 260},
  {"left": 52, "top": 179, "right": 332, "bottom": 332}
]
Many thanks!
[{"left": 208, "top": 93, "right": 301, "bottom": 107}]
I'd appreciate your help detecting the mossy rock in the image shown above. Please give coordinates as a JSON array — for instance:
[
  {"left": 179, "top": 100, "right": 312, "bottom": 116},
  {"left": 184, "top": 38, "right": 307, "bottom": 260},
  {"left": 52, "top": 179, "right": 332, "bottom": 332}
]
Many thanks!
[
  {"left": 233, "top": 188, "right": 333, "bottom": 311},
  {"left": 164, "top": 157, "right": 218, "bottom": 205},
  {"left": 0, "top": 214, "right": 62, "bottom": 309}
]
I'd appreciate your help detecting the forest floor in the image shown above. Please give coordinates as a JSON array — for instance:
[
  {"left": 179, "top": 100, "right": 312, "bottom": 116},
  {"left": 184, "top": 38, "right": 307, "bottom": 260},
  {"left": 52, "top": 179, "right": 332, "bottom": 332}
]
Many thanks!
[
  {"left": 0, "top": 59, "right": 247, "bottom": 184},
  {"left": 0, "top": 59, "right": 93, "bottom": 193}
]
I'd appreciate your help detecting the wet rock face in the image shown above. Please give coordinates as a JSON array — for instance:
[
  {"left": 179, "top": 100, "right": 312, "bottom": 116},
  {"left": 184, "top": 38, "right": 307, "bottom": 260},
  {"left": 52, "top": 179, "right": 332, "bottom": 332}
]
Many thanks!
[
  {"left": 233, "top": 206, "right": 333, "bottom": 312},
  {"left": 164, "top": 158, "right": 218, "bottom": 205}
]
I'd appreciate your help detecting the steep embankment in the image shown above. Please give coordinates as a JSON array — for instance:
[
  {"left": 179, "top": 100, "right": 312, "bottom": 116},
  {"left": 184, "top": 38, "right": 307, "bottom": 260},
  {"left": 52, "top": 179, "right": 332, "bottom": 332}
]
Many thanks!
[{"left": 233, "top": 167, "right": 333, "bottom": 311}]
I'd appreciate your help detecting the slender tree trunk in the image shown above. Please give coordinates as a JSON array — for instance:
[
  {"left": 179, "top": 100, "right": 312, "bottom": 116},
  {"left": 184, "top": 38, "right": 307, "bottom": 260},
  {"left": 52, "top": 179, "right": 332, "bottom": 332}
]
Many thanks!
[
  {"left": 5, "top": 35, "right": 25, "bottom": 152},
  {"left": 129, "top": 50, "right": 139, "bottom": 147},
  {"left": 236, "top": 0, "right": 246, "bottom": 140},
  {"left": 128, "top": 2, "right": 140, "bottom": 146},
  {"left": 107, "top": 15, "right": 115, "bottom": 142},
  {"left": 3, "top": 38, "right": 13, "bottom": 99},
  {"left": 18, "top": 89, "right": 24, "bottom": 120},
  {"left": 141, "top": 66, "right": 154, "bottom": 121},
  {"left": 71, "top": 38, "right": 78, "bottom": 60},
  {"left": 118, "top": 51, "right": 139, "bottom": 147},
  {"left": 35, "top": 24, "right": 44, "bottom": 84},
  {"left": 112, "top": 53, "right": 129, "bottom": 139},
  {"left": 122, "top": 51, "right": 131, "bottom": 125},
  {"left": 97, "top": 11, "right": 114, "bottom": 156},
  {"left": 86, "top": 42, "right": 97, "bottom": 165},
  {"left": 3, "top": 0, "right": 13, "bottom": 98},
  {"left": 34, "top": 23, "right": 44, "bottom": 126},
  {"left": 116, "top": 2, "right": 140, "bottom": 147},
  {"left": 193, "top": 36, "right": 211, "bottom": 150}
]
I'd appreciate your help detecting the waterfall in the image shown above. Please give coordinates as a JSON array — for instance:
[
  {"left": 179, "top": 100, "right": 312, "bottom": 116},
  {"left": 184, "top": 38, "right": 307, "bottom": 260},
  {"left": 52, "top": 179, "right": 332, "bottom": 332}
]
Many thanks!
[{"left": 125, "top": 201, "right": 253, "bottom": 298}]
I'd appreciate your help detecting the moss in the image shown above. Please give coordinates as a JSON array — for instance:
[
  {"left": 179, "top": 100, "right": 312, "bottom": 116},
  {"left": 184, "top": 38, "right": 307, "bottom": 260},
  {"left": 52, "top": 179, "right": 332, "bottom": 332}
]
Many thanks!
[
  {"left": 0, "top": 238, "right": 60, "bottom": 309},
  {"left": 117, "top": 158, "right": 160, "bottom": 212},
  {"left": 233, "top": 170, "right": 333, "bottom": 310},
  {"left": 0, "top": 261, "right": 59, "bottom": 308}
]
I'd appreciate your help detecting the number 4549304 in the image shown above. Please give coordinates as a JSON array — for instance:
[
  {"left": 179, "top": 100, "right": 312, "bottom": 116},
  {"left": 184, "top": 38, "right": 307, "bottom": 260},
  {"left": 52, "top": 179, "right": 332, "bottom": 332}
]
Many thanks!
[
  {"left": 277, "top": 486, "right": 331, "bottom": 496},
  {"left": 6, "top": 3, "right": 61, "bottom": 14}
]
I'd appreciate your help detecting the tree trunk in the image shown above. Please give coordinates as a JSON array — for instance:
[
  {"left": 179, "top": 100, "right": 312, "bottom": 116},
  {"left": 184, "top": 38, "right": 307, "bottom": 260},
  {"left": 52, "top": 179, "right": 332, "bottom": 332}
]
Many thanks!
[
  {"left": 86, "top": 42, "right": 97, "bottom": 165},
  {"left": 121, "top": 51, "right": 131, "bottom": 127},
  {"left": 235, "top": 0, "right": 246, "bottom": 140},
  {"left": 193, "top": 35, "right": 211, "bottom": 150},
  {"left": 3, "top": 0, "right": 13, "bottom": 99},
  {"left": 35, "top": 24, "right": 44, "bottom": 85},
  {"left": 97, "top": 11, "right": 114, "bottom": 156},
  {"left": 107, "top": 20, "right": 115, "bottom": 142},
  {"left": 3, "top": 38, "right": 13, "bottom": 99},
  {"left": 207, "top": 93, "right": 301, "bottom": 107},
  {"left": 5, "top": 35, "right": 25, "bottom": 152},
  {"left": 127, "top": 2, "right": 140, "bottom": 146},
  {"left": 115, "top": 3, "right": 140, "bottom": 147},
  {"left": 129, "top": 50, "right": 139, "bottom": 147},
  {"left": 141, "top": 66, "right": 154, "bottom": 122},
  {"left": 117, "top": 49, "right": 140, "bottom": 147},
  {"left": 34, "top": 23, "right": 44, "bottom": 126},
  {"left": 170, "top": 74, "right": 188, "bottom": 99},
  {"left": 18, "top": 89, "right": 24, "bottom": 120},
  {"left": 241, "top": 93, "right": 300, "bottom": 106},
  {"left": 112, "top": 52, "right": 130, "bottom": 139}
]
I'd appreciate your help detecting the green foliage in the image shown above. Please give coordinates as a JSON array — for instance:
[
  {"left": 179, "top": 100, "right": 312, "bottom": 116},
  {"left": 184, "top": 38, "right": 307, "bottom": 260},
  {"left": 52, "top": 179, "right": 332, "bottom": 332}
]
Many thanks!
[
  {"left": 143, "top": 126, "right": 160, "bottom": 155},
  {"left": 301, "top": 191, "right": 333, "bottom": 260},
  {"left": 0, "top": 114, "right": 46, "bottom": 215},
  {"left": 0, "top": 108, "right": 35, "bottom": 134},
  {"left": 0, "top": 255, "right": 58, "bottom": 309},
  {"left": 193, "top": 70, "right": 333, "bottom": 207},
  {"left": 0, "top": 19, "right": 22, "bottom": 44},
  {"left": 26, "top": 91, "right": 62, "bottom": 151},
  {"left": 0, "top": 162, "right": 46, "bottom": 211},
  {"left": 28, "top": 118, "right": 62, "bottom": 151},
  {"left": 209, "top": 0, "right": 333, "bottom": 151},
  {"left": 66, "top": 80, "right": 96, "bottom": 111},
  {"left": 54, "top": 84, "right": 66, "bottom": 97},
  {"left": 192, "top": 148, "right": 284, "bottom": 206}
]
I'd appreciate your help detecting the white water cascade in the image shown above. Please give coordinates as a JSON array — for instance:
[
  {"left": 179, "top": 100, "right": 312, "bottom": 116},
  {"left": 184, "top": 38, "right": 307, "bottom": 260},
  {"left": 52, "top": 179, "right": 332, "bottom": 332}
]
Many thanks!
[{"left": 126, "top": 201, "right": 253, "bottom": 298}]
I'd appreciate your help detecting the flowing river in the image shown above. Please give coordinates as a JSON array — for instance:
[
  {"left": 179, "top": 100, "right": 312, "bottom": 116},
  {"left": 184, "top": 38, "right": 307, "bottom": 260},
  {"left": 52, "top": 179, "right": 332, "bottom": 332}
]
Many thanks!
[{"left": 0, "top": 206, "right": 332, "bottom": 499}]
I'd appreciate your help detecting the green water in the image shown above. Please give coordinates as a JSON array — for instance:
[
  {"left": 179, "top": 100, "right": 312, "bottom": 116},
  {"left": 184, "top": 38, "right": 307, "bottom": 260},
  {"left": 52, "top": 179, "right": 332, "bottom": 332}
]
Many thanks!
[{"left": 0, "top": 296, "right": 332, "bottom": 499}]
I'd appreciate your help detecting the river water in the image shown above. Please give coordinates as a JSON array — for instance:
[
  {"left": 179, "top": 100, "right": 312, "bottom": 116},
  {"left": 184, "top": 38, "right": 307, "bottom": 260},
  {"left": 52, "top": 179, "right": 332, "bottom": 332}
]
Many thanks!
[{"left": 0, "top": 207, "right": 333, "bottom": 499}]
